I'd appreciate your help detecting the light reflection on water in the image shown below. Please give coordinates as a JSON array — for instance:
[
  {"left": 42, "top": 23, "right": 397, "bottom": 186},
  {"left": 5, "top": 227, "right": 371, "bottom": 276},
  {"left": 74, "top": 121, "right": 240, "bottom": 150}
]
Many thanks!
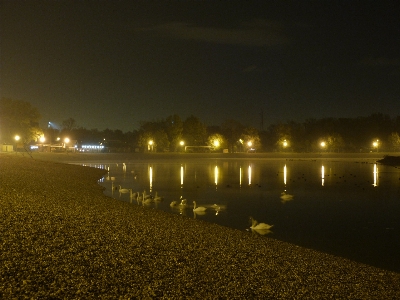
[{"left": 85, "top": 159, "right": 400, "bottom": 272}]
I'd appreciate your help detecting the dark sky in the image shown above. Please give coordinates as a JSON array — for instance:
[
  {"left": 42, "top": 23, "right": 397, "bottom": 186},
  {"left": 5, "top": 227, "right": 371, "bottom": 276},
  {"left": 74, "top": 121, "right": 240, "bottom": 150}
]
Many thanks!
[{"left": 1, "top": 0, "right": 399, "bottom": 132}]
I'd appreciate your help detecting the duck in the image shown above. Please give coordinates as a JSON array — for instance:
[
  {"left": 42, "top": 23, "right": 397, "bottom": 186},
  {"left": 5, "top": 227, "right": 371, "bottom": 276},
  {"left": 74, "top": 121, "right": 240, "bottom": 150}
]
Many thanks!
[
  {"left": 193, "top": 201, "right": 207, "bottom": 212},
  {"left": 170, "top": 200, "right": 178, "bottom": 207},
  {"left": 250, "top": 217, "right": 273, "bottom": 230}
]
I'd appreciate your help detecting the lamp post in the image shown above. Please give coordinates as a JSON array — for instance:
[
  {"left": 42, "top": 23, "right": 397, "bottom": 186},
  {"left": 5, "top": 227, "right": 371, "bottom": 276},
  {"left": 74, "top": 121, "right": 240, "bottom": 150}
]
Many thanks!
[
  {"left": 213, "top": 139, "right": 220, "bottom": 151},
  {"left": 320, "top": 141, "right": 326, "bottom": 152},
  {"left": 247, "top": 141, "right": 253, "bottom": 153},
  {"left": 373, "top": 139, "right": 379, "bottom": 152},
  {"left": 39, "top": 136, "right": 45, "bottom": 152},
  {"left": 14, "top": 135, "right": 20, "bottom": 153},
  {"left": 239, "top": 139, "right": 244, "bottom": 152},
  {"left": 148, "top": 140, "right": 154, "bottom": 152},
  {"left": 282, "top": 139, "right": 288, "bottom": 151}
]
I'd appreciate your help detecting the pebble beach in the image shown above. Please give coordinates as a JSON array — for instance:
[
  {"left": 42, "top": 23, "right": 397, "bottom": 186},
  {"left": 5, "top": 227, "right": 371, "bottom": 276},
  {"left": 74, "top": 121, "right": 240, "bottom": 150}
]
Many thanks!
[{"left": 1, "top": 153, "right": 400, "bottom": 299}]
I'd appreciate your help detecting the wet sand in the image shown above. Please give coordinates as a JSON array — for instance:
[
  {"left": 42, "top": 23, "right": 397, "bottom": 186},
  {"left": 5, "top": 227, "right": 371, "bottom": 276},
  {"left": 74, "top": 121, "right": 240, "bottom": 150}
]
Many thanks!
[{"left": 1, "top": 152, "right": 399, "bottom": 298}]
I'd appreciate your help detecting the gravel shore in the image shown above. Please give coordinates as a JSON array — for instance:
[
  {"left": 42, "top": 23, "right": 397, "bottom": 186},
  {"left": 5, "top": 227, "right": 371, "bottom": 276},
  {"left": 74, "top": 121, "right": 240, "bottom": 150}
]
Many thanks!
[{"left": 1, "top": 153, "right": 399, "bottom": 299}]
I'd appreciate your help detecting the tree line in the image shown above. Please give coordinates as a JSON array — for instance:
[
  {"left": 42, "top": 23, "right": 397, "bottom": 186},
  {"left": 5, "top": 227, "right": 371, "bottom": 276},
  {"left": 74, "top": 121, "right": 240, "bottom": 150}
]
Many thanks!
[{"left": 1, "top": 97, "right": 400, "bottom": 152}]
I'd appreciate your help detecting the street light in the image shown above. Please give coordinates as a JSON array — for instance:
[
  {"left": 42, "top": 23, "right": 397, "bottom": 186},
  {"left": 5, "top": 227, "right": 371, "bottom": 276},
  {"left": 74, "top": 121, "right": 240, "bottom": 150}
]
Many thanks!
[
  {"left": 320, "top": 141, "right": 326, "bottom": 152},
  {"left": 213, "top": 139, "right": 220, "bottom": 149},
  {"left": 39, "top": 136, "right": 45, "bottom": 152},
  {"left": 14, "top": 135, "right": 20, "bottom": 152},
  {"left": 282, "top": 139, "right": 289, "bottom": 151},
  {"left": 179, "top": 140, "right": 185, "bottom": 152},
  {"left": 373, "top": 139, "right": 379, "bottom": 152},
  {"left": 148, "top": 140, "right": 154, "bottom": 152}
]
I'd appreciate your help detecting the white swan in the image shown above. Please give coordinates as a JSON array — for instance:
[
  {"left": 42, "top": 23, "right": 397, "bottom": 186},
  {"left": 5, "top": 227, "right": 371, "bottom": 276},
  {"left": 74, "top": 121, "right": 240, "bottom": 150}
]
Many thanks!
[
  {"left": 111, "top": 182, "right": 118, "bottom": 191},
  {"left": 179, "top": 197, "right": 187, "bottom": 206},
  {"left": 119, "top": 185, "right": 130, "bottom": 193},
  {"left": 153, "top": 191, "right": 163, "bottom": 202},
  {"left": 170, "top": 200, "right": 178, "bottom": 207},
  {"left": 142, "top": 192, "right": 153, "bottom": 204},
  {"left": 209, "top": 204, "right": 226, "bottom": 215},
  {"left": 280, "top": 192, "right": 294, "bottom": 202},
  {"left": 193, "top": 201, "right": 207, "bottom": 212},
  {"left": 250, "top": 217, "right": 273, "bottom": 230}
]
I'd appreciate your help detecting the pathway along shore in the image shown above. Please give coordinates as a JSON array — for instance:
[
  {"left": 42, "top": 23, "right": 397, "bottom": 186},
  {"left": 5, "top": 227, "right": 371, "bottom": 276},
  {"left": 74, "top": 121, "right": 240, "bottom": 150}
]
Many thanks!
[{"left": 1, "top": 153, "right": 399, "bottom": 299}]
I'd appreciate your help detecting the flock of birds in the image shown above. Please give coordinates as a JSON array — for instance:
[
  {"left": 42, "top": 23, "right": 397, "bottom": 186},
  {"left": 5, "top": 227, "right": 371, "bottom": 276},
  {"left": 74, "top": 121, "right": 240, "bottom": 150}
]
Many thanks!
[
  {"left": 107, "top": 162, "right": 298, "bottom": 235},
  {"left": 112, "top": 182, "right": 276, "bottom": 233}
]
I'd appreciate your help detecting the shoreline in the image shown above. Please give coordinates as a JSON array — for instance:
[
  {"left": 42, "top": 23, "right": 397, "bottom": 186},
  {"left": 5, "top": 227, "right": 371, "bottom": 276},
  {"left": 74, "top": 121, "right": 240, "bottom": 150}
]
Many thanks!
[
  {"left": 1, "top": 154, "right": 400, "bottom": 298},
  {"left": 9, "top": 150, "right": 393, "bottom": 164}
]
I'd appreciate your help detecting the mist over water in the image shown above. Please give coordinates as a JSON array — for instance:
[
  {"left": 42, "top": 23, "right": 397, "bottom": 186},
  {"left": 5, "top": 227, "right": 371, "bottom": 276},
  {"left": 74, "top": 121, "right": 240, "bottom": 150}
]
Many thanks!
[{"left": 88, "top": 158, "right": 400, "bottom": 272}]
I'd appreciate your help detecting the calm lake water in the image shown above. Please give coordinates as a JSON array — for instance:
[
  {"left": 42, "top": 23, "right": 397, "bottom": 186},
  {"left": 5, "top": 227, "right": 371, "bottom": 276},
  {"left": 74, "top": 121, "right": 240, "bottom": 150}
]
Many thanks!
[{"left": 84, "top": 158, "right": 400, "bottom": 273}]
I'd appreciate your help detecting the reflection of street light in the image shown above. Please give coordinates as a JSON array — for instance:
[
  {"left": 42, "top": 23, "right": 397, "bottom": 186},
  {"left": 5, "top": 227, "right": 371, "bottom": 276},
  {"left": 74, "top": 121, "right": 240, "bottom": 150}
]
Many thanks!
[{"left": 373, "top": 139, "right": 379, "bottom": 152}]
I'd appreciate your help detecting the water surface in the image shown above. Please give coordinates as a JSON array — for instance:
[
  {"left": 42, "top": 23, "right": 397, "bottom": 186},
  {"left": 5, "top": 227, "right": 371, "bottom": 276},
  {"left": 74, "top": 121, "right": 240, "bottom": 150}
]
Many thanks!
[{"left": 88, "top": 158, "right": 400, "bottom": 272}]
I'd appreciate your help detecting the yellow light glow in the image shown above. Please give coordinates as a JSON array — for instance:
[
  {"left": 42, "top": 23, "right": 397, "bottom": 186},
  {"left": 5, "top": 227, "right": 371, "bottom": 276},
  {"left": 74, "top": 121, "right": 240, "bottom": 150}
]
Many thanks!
[
  {"left": 283, "top": 140, "right": 288, "bottom": 147},
  {"left": 39, "top": 136, "right": 45, "bottom": 143},
  {"left": 321, "top": 165, "right": 325, "bottom": 186},
  {"left": 180, "top": 165, "right": 184, "bottom": 185},
  {"left": 320, "top": 141, "right": 326, "bottom": 147},
  {"left": 373, "top": 163, "right": 378, "bottom": 187},
  {"left": 180, "top": 140, "right": 184, "bottom": 146},
  {"left": 239, "top": 166, "right": 242, "bottom": 187},
  {"left": 248, "top": 165, "right": 252, "bottom": 185},
  {"left": 213, "top": 140, "right": 220, "bottom": 148},
  {"left": 214, "top": 166, "right": 219, "bottom": 186},
  {"left": 247, "top": 141, "right": 252, "bottom": 147},
  {"left": 149, "top": 166, "right": 153, "bottom": 191},
  {"left": 149, "top": 140, "right": 153, "bottom": 145},
  {"left": 15, "top": 135, "right": 20, "bottom": 141},
  {"left": 64, "top": 137, "right": 70, "bottom": 143},
  {"left": 283, "top": 164, "right": 287, "bottom": 185}
]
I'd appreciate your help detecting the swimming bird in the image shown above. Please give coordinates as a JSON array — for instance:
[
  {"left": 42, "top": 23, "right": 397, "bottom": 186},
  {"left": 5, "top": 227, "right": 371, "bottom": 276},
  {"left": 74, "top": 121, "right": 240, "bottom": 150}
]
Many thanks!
[
  {"left": 170, "top": 200, "right": 178, "bottom": 207},
  {"left": 142, "top": 192, "right": 153, "bottom": 204},
  {"left": 119, "top": 185, "right": 130, "bottom": 193},
  {"left": 111, "top": 182, "right": 118, "bottom": 191},
  {"left": 280, "top": 192, "right": 294, "bottom": 202},
  {"left": 179, "top": 197, "right": 187, "bottom": 206},
  {"left": 210, "top": 204, "right": 226, "bottom": 215},
  {"left": 250, "top": 217, "right": 273, "bottom": 230},
  {"left": 193, "top": 201, "right": 207, "bottom": 212},
  {"left": 153, "top": 191, "right": 163, "bottom": 202}
]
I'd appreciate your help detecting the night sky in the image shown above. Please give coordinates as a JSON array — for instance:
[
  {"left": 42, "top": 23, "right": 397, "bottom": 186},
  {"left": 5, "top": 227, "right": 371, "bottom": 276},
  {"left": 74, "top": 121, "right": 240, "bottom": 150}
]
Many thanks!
[{"left": 1, "top": 1, "right": 399, "bottom": 132}]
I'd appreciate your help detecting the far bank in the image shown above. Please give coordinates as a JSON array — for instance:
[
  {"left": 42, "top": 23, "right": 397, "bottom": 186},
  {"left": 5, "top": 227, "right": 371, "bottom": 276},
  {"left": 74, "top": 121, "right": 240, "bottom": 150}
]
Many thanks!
[{"left": 2, "top": 151, "right": 394, "bottom": 164}]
